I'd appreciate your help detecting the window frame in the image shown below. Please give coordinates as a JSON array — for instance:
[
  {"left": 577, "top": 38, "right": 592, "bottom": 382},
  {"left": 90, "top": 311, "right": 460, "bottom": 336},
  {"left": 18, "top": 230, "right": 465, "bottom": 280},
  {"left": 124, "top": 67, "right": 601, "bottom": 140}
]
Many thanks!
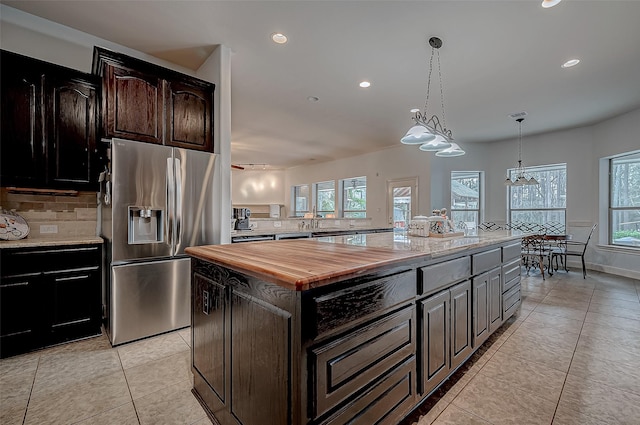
[
  {"left": 339, "top": 176, "right": 367, "bottom": 218},
  {"left": 314, "top": 180, "right": 336, "bottom": 217},
  {"left": 507, "top": 163, "right": 567, "bottom": 228},
  {"left": 450, "top": 171, "right": 483, "bottom": 228},
  {"left": 608, "top": 151, "right": 640, "bottom": 249},
  {"left": 291, "top": 184, "right": 310, "bottom": 217}
]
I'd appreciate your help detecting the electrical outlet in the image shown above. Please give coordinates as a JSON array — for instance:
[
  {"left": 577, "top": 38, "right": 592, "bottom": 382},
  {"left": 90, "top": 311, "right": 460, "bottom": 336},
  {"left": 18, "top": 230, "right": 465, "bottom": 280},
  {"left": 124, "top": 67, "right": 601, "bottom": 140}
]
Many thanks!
[
  {"left": 40, "top": 224, "right": 58, "bottom": 234},
  {"left": 273, "top": 221, "right": 282, "bottom": 228},
  {"left": 334, "top": 220, "right": 341, "bottom": 226}
]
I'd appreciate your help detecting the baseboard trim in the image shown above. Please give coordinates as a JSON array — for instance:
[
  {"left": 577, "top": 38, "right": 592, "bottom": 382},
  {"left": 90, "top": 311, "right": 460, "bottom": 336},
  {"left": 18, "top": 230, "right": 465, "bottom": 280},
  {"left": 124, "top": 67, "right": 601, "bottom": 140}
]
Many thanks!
[{"left": 563, "top": 259, "right": 640, "bottom": 280}]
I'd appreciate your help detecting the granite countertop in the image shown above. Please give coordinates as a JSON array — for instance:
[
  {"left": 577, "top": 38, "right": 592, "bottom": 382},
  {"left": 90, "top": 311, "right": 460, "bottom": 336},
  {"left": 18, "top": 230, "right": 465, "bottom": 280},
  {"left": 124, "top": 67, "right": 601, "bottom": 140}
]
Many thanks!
[
  {"left": 186, "top": 231, "right": 523, "bottom": 291},
  {"left": 0, "top": 235, "right": 104, "bottom": 249},
  {"left": 231, "top": 227, "right": 392, "bottom": 237}
]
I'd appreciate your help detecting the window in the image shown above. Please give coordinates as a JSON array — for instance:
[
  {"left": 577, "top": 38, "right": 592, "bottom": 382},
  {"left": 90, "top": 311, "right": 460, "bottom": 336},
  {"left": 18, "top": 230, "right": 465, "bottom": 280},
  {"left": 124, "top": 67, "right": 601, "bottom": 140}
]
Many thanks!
[
  {"left": 508, "top": 164, "right": 566, "bottom": 227},
  {"left": 340, "top": 177, "right": 367, "bottom": 218},
  {"left": 450, "top": 171, "right": 482, "bottom": 227},
  {"left": 610, "top": 151, "right": 640, "bottom": 247},
  {"left": 291, "top": 184, "right": 310, "bottom": 217},
  {"left": 314, "top": 181, "right": 335, "bottom": 217}
]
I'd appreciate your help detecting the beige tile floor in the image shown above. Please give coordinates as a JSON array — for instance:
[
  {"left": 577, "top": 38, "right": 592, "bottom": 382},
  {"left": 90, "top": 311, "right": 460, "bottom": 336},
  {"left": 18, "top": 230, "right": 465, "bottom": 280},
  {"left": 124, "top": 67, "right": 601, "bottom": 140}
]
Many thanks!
[{"left": 1, "top": 269, "right": 639, "bottom": 425}]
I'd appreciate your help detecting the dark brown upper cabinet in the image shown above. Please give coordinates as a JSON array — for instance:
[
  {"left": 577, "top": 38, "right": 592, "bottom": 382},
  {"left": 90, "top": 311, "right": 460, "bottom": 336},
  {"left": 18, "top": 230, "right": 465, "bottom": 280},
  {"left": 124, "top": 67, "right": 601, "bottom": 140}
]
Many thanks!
[
  {"left": 165, "top": 79, "right": 213, "bottom": 151},
  {"left": 93, "top": 47, "right": 215, "bottom": 152},
  {"left": 0, "top": 50, "right": 99, "bottom": 190},
  {"left": 104, "top": 64, "right": 163, "bottom": 144},
  {"left": 45, "top": 75, "right": 99, "bottom": 187}
]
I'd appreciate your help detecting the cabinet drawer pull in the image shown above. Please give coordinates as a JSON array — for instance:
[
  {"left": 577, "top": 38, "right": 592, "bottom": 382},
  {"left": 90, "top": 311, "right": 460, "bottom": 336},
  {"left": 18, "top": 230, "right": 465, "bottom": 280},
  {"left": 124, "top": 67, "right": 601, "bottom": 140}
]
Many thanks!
[
  {"left": 52, "top": 318, "right": 91, "bottom": 328},
  {"left": 2, "top": 281, "right": 30, "bottom": 288},
  {"left": 44, "top": 266, "right": 99, "bottom": 275},
  {"left": 13, "top": 246, "right": 99, "bottom": 255},
  {"left": 55, "top": 274, "right": 90, "bottom": 282}
]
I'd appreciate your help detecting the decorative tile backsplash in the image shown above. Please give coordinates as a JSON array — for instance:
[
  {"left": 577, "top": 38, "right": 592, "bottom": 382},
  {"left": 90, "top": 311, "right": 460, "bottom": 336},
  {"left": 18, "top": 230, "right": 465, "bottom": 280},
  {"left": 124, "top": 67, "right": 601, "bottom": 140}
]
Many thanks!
[{"left": 0, "top": 188, "right": 98, "bottom": 238}]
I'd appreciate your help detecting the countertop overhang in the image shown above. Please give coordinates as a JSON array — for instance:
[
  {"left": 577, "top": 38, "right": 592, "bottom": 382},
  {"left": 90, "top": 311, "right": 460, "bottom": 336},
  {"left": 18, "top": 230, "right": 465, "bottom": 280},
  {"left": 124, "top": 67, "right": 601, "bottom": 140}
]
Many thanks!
[{"left": 186, "top": 231, "right": 524, "bottom": 291}]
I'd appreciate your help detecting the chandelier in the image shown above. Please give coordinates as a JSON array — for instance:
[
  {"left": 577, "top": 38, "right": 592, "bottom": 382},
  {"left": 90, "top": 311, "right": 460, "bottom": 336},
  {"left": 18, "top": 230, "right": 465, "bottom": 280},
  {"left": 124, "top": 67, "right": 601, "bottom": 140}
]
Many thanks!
[
  {"left": 401, "top": 37, "right": 464, "bottom": 157},
  {"left": 505, "top": 118, "right": 538, "bottom": 186}
]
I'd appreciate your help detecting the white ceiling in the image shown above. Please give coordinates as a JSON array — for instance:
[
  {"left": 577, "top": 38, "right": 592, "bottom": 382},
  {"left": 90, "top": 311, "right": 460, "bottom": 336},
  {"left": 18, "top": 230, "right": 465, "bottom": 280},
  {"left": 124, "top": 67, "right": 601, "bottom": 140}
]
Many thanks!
[{"left": 4, "top": 1, "right": 640, "bottom": 169}]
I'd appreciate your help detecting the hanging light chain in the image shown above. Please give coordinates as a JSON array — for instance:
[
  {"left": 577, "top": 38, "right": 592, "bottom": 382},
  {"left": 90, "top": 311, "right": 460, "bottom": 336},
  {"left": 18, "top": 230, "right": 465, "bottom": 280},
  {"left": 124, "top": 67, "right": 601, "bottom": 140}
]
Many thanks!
[
  {"left": 436, "top": 48, "right": 447, "bottom": 130},
  {"left": 423, "top": 46, "right": 436, "bottom": 114}
]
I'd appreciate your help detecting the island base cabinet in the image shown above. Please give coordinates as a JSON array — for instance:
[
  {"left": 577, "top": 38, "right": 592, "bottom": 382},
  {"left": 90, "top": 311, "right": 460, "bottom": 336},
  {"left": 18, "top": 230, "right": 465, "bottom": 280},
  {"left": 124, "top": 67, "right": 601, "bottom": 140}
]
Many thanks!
[
  {"left": 230, "top": 290, "right": 291, "bottom": 425},
  {"left": 310, "top": 305, "right": 416, "bottom": 420},
  {"left": 472, "top": 273, "right": 489, "bottom": 347},
  {"left": 419, "top": 290, "right": 450, "bottom": 395},
  {"left": 419, "top": 280, "right": 472, "bottom": 397},
  {"left": 192, "top": 273, "right": 226, "bottom": 403},
  {"left": 189, "top": 239, "right": 525, "bottom": 425},
  {"left": 191, "top": 259, "right": 299, "bottom": 425},
  {"left": 318, "top": 356, "right": 416, "bottom": 425},
  {"left": 450, "top": 280, "right": 472, "bottom": 370}
]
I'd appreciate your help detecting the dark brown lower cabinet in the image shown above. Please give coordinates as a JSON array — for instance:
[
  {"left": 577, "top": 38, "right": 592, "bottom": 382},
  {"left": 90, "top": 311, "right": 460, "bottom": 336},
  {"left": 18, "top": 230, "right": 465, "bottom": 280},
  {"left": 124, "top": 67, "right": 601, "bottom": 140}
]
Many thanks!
[
  {"left": 0, "top": 244, "right": 103, "bottom": 358},
  {"left": 419, "top": 279, "right": 472, "bottom": 397},
  {"left": 229, "top": 289, "right": 291, "bottom": 425},
  {"left": 190, "top": 240, "right": 522, "bottom": 425},
  {"left": 472, "top": 266, "right": 503, "bottom": 347}
]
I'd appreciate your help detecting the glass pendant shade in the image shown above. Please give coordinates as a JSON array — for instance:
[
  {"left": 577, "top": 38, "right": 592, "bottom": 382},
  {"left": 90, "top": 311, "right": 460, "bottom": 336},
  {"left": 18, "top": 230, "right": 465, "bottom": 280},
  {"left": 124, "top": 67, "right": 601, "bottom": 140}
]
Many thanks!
[
  {"left": 528, "top": 176, "right": 539, "bottom": 185},
  {"left": 419, "top": 134, "right": 451, "bottom": 151},
  {"left": 401, "top": 125, "right": 436, "bottom": 145},
  {"left": 504, "top": 177, "right": 513, "bottom": 185},
  {"left": 435, "top": 142, "right": 465, "bottom": 157},
  {"left": 541, "top": 0, "right": 561, "bottom": 8}
]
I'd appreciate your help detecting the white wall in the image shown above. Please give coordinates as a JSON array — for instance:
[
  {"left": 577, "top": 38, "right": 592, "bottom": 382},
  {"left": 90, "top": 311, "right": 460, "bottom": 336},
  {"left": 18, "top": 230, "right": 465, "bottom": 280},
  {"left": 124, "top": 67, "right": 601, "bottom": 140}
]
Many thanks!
[{"left": 232, "top": 169, "right": 286, "bottom": 205}]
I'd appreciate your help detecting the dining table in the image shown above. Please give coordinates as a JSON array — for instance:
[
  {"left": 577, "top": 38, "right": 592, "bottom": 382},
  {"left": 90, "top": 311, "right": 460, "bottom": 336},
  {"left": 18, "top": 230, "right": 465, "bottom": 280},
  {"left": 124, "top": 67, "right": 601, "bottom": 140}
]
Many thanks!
[{"left": 542, "top": 233, "right": 572, "bottom": 275}]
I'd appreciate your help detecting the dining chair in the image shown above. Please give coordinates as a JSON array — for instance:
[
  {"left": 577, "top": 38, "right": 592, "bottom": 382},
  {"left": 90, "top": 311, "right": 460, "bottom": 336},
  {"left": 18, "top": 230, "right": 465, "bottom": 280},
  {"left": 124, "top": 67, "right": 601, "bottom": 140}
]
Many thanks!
[
  {"left": 521, "top": 233, "right": 550, "bottom": 280},
  {"left": 551, "top": 223, "right": 597, "bottom": 279}
]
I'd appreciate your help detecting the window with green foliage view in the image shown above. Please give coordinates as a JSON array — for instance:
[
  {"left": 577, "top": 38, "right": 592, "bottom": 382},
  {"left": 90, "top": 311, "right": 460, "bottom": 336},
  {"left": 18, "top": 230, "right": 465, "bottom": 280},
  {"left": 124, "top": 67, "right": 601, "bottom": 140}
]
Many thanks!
[
  {"left": 340, "top": 177, "right": 366, "bottom": 218},
  {"left": 610, "top": 151, "right": 640, "bottom": 247}
]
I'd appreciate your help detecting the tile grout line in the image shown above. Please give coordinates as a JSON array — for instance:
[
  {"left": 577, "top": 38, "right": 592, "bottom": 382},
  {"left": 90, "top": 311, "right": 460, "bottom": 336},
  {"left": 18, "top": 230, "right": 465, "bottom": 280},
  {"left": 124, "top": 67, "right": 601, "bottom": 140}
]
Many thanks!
[
  {"left": 20, "top": 354, "right": 42, "bottom": 425},
  {"left": 117, "top": 348, "right": 143, "bottom": 425},
  {"left": 548, "top": 285, "right": 594, "bottom": 424}
]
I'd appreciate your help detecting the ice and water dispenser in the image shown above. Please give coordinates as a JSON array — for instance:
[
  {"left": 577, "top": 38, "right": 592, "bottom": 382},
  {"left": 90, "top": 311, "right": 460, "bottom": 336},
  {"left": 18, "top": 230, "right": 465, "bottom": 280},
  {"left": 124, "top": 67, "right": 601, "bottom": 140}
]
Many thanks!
[{"left": 128, "top": 206, "right": 164, "bottom": 244}]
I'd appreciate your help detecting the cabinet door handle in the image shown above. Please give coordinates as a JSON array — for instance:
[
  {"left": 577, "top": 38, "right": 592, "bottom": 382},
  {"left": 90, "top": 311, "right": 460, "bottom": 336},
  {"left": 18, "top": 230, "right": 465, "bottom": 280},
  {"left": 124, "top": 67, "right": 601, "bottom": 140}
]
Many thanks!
[{"left": 203, "top": 289, "right": 210, "bottom": 315}]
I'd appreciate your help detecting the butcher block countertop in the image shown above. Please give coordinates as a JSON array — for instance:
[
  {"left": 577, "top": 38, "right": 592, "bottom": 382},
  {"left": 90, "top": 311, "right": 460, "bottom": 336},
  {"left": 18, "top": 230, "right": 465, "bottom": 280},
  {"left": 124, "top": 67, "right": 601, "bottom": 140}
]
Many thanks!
[{"left": 186, "top": 231, "right": 523, "bottom": 291}]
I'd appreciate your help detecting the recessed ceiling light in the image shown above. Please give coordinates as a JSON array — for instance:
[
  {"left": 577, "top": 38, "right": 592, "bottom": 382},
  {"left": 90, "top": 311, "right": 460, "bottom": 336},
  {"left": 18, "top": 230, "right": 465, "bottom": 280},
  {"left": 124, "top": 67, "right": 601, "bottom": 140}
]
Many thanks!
[
  {"left": 541, "top": 0, "right": 562, "bottom": 8},
  {"left": 562, "top": 59, "right": 580, "bottom": 68},
  {"left": 359, "top": 81, "right": 371, "bottom": 88},
  {"left": 307, "top": 96, "right": 319, "bottom": 102},
  {"left": 410, "top": 108, "right": 420, "bottom": 113},
  {"left": 271, "top": 33, "right": 287, "bottom": 44}
]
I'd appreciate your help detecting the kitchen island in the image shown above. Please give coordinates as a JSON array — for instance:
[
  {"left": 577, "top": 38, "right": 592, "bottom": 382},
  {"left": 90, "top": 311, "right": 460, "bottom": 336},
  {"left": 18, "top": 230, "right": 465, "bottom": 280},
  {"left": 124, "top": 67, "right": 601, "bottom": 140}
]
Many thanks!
[{"left": 185, "top": 231, "right": 523, "bottom": 425}]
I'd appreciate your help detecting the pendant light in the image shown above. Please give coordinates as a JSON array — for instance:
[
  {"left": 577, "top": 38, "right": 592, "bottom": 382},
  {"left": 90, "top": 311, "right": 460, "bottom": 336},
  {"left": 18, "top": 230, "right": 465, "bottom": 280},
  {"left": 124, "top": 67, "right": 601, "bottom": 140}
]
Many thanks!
[
  {"left": 401, "top": 37, "right": 463, "bottom": 156},
  {"left": 505, "top": 118, "right": 538, "bottom": 186}
]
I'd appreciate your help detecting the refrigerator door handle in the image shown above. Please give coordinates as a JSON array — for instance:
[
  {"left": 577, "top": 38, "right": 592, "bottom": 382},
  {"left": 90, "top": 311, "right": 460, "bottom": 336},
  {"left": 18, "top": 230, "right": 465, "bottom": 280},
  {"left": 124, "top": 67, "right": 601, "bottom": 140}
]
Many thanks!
[
  {"left": 175, "top": 157, "right": 183, "bottom": 252},
  {"left": 166, "top": 157, "right": 175, "bottom": 249}
]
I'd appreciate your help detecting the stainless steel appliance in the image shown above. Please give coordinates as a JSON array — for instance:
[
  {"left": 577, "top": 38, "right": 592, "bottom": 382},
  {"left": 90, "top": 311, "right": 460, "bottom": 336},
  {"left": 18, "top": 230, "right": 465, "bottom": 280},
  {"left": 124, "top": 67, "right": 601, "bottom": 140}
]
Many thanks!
[
  {"left": 100, "top": 139, "right": 219, "bottom": 345},
  {"left": 233, "top": 207, "right": 251, "bottom": 230}
]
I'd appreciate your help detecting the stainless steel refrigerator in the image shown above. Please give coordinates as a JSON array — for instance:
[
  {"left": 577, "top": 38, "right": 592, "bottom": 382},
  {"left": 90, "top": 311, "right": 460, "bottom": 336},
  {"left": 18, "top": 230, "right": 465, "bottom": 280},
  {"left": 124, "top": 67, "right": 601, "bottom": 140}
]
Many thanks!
[{"left": 100, "top": 138, "right": 219, "bottom": 345}]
